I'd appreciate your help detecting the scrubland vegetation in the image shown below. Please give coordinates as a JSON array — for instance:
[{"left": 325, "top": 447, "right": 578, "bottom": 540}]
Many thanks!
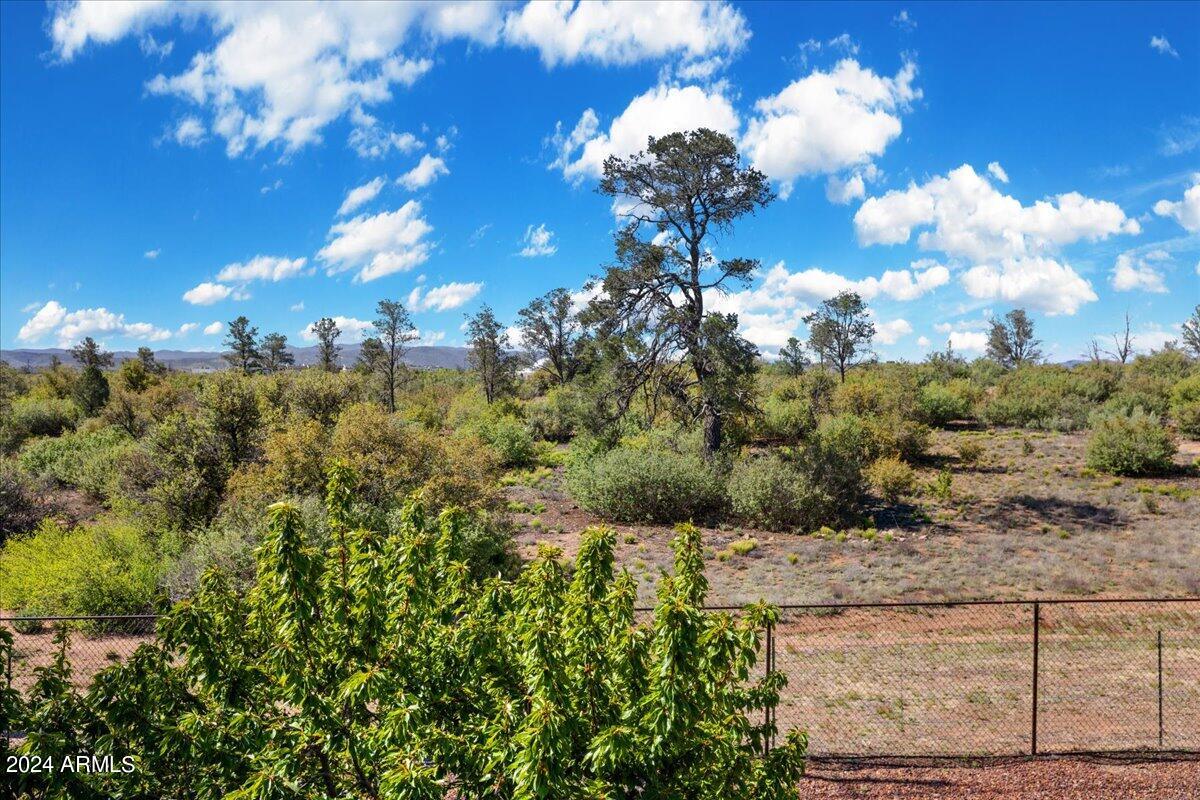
[{"left": 2, "top": 130, "right": 1198, "bottom": 794}]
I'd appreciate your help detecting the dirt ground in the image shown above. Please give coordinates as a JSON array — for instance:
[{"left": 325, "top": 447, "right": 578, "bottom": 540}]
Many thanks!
[
  {"left": 508, "top": 429, "right": 1200, "bottom": 606},
  {"left": 797, "top": 756, "right": 1200, "bottom": 799}
]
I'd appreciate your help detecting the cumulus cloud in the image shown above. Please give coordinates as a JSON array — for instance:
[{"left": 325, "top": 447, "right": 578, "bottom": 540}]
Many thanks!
[
  {"left": 17, "top": 300, "right": 171, "bottom": 347},
  {"left": 300, "top": 315, "right": 374, "bottom": 343},
  {"left": 348, "top": 109, "right": 424, "bottom": 159},
  {"left": 144, "top": 248, "right": 160, "bottom": 259},
  {"left": 177, "top": 322, "right": 199, "bottom": 335},
  {"left": 874, "top": 317, "right": 913, "bottom": 345},
  {"left": 396, "top": 154, "right": 449, "bottom": 190},
  {"left": 216, "top": 255, "right": 309, "bottom": 283},
  {"left": 203, "top": 321, "right": 223, "bottom": 335},
  {"left": 406, "top": 281, "right": 483, "bottom": 312},
  {"left": 1150, "top": 35, "right": 1179, "bottom": 58},
  {"left": 742, "top": 59, "right": 920, "bottom": 198},
  {"left": 1153, "top": 178, "right": 1200, "bottom": 232},
  {"left": 337, "top": 177, "right": 385, "bottom": 216},
  {"left": 183, "top": 281, "right": 235, "bottom": 305},
  {"left": 960, "top": 257, "right": 1098, "bottom": 315},
  {"left": 518, "top": 223, "right": 558, "bottom": 257},
  {"left": 170, "top": 116, "right": 205, "bottom": 147},
  {"left": 892, "top": 10, "right": 917, "bottom": 32},
  {"left": 551, "top": 84, "right": 739, "bottom": 182},
  {"left": 749, "top": 260, "right": 950, "bottom": 305},
  {"left": 1111, "top": 250, "right": 1170, "bottom": 293},
  {"left": 986, "top": 161, "right": 1009, "bottom": 183},
  {"left": 502, "top": 0, "right": 748, "bottom": 70},
  {"left": 317, "top": 202, "right": 434, "bottom": 282},
  {"left": 947, "top": 330, "right": 988, "bottom": 352}
]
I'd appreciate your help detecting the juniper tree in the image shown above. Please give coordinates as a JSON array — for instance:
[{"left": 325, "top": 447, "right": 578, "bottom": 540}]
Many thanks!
[
  {"left": 986, "top": 308, "right": 1042, "bottom": 368},
  {"left": 778, "top": 336, "right": 810, "bottom": 376},
  {"left": 312, "top": 317, "right": 341, "bottom": 372},
  {"left": 466, "top": 304, "right": 517, "bottom": 403},
  {"left": 70, "top": 336, "right": 113, "bottom": 414},
  {"left": 591, "top": 128, "right": 773, "bottom": 456}
]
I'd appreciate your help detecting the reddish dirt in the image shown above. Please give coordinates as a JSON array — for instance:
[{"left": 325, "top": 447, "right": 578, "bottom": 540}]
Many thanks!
[{"left": 797, "top": 756, "right": 1200, "bottom": 799}]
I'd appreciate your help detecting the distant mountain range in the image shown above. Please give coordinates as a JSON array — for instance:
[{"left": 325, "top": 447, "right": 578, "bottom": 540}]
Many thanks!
[{"left": 0, "top": 345, "right": 472, "bottom": 371}]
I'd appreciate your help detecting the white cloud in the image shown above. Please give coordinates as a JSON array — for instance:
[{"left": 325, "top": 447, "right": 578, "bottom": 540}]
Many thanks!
[
  {"left": 300, "top": 315, "right": 374, "bottom": 343},
  {"left": 171, "top": 116, "right": 205, "bottom": 147},
  {"left": 17, "top": 300, "right": 171, "bottom": 347},
  {"left": 407, "top": 281, "right": 483, "bottom": 312},
  {"left": 260, "top": 178, "right": 283, "bottom": 194},
  {"left": 518, "top": 223, "right": 558, "bottom": 257},
  {"left": 203, "top": 321, "right": 223, "bottom": 335},
  {"left": 52, "top": 3, "right": 496, "bottom": 156},
  {"left": 348, "top": 109, "right": 424, "bottom": 159},
  {"left": 144, "top": 248, "right": 160, "bottom": 259},
  {"left": 553, "top": 84, "right": 739, "bottom": 182},
  {"left": 960, "top": 256, "right": 1098, "bottom": 315},
  {"left": 1150, "top": 35, "right": 1179, "bottom": 58},
  {"left": 916, "top": 335, "right": 930, "bottom": 347},
  {"left": 290, "top": 301, "right": 306, "bottom": 312},
  {"left": 502, "top": 0, "right": 748, "bottom": 70},
  {"left": 742, "top": 59, "right": 920, "bottom": 198},
  {"left": 874, "top": 317, "right": 913, "bottom": 345},
  {"left": 317, "top": 201, "right": 434, "bottom": 282},
  {"left": 892, "top": 10, "right": 916, "bottom": 31},
  {"left": 177, "top": 322, "right": 199, "bottom": 335},
  {"left": 825, "top": 173, "right": 865, "bottom": 204},
  {"left": 948, "top": 330, "right": 988, "bottom": 352},
  {"left": 1110, "top": 250, "right": 1170, "bottom": 293},
  {"left": 139, "top": 33, "right": 173, "bottom": 59},
  {"left": 1130, "top": 323, "right": 1181, "bottom": 354},
  {"left": 986, "top": 161, "right": 1009, "bottom": 183},
  {"left": 1153, "top": 178, "right": 1200, "bottom": 233},
  {"left": 416, "top": 329, "right": 446, "bottom": 346},
  {"left": 216, "top": 255, "right": 308, "bottom": 283},
  {"left": 396, "top": 154, "right": 449, "bottom": 190},
  {"left": 337, "top": 177, "right": 385, "bottom": 216},
  {"left": 182, "top": 281, "right": 249, "bottom": 305},
  {"left": 748, "top": 260, "right": 949, "bottom": 305},
  {"left": 855, "top": 164, "right": 1140, "bottom": 260}
]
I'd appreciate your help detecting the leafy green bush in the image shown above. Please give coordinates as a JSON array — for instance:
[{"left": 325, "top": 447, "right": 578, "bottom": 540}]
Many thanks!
[
  {"left": 979, "top": 366, "right": 1104, "bottom": 431},
  {"left": 476, "top": 415, "right": 535, "bottom": 467},
  {"left": 917, "top": 380, "right": 977, "bottom": 426},
  {"left": 567, "top": 444, "right": 726, "bottom": 523},
  {"left": 1, "top": 396, "right": 79, "bottom": 452},
  {"left": 804, "top": 413, "right": 871, "bottom": 509},
  {"left": 1085, "top": 408, "right": 1178, "bottom": 476},
  {"left": 1170, "top": 375, "right": 1200, "bottom": 439},
  {"left": 0, "top": 461, "right": 51, "bottom": 542},
  {"left": 0, "top": 516, "right": 164, "bottom": 616},
  {"left": 18, "top": 426, "right": 134, "bottom": 498},
  {"left": 525, "top": 385, "right": 580, "bottom": 442},
  {"left": 115, "top": 413, "right": 229, "bottom": 529},
  {"left": 2, "top": 480, "right": 804, "bottom": 799},
  {"left": 956, "top": 438, "right": 985, "bottom": 465},
  {"left": 866, "top": 456, "right": 916, "bottom": 503},
  {"left": 728, "top": 455, "right": 832, "bottom": 532}
]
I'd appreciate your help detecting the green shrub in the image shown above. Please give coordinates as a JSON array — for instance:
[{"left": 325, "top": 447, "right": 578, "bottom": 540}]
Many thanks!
[
  {"left": 1, "top": 396, "right": 79, "bottom": 452},
  {"left": 1085, "top": 408, "right": 1177, "bottom": 476},
  {"left": 929, "top": 469, "right": 953, "bottom": 500},
  {"left": 115, "top": 413, "right": 229, "bottom": 529},
  {"left": 866, "top": 456, "right": 916, "bottom": 503},
  {"left": 0, "top": 516, "right": 164, "bottom": 616},
  {"left": 567, "top": 444, "right": 726, "bottom": 523},
  {"left": 756, "top": 392, "right": 816, "bottom": 442},
  {"left": 477, "top": 415, "right": 535, "bottom": 467},
  {"left": 18, "top": 426, "right": 134, "bottom": 498},
  {"left": 288, "top": 368, "right": 362, "bottom": 427},
  {"left": 805, "top": 414, "right": 871, "bottom": 507},
  {"left": 727, "top": 455, "right": 835, "bottom": 532},
  {"left": 956, "top": 438, "right": 985, "bottom": 465},
  {"left": 979, "top": 365, "right": 1104, "bottom": 431},
  {"left": 1170, "top": 375, "right": 1200, "bottom": 439},
  {"left": 525, "top": 385, "right": 580, "bottom": 442},
  {"left": 917, "top": 380, "right": 976, "bottom": 426},
  {"left": 0, "top": 461, "right": 51, "bottom": 542}
]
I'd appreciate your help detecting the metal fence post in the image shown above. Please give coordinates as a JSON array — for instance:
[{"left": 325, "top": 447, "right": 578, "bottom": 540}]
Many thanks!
[
  {"left": 1031, "top": 601, "right": 1040, "bottom": 756},
  {"left": 1157, "top": 630, "right": 1164, "bottom": 749},
  {"left": 764, "top": 618, "right": 774, "bottom": 755}
]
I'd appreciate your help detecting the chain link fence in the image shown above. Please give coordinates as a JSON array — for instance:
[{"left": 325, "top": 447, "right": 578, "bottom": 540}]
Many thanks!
[{"left": 4, "top": 599, "right": 1198, "bottom": 756}]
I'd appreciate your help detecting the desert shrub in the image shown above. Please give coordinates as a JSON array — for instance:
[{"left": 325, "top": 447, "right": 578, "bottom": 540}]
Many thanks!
[
  {"left": 833, "top": 368, "right": 919, "bottom": 420},
  {"left": 728, "top": 455, "right": 832, "bottom": 532},
  {"left": 757, "top": 390, "right": 816, "bottom": 443},
  {"left": 1170, "top": 375, "right": 1200, "bottom": 438},
  {"left": 226, "top": 420, "right": 330, "bottom": 502},
  {"left": 865, "top": 416, "right": 931, "bottom": 462},
  {"left": 797, "top": 413, "right": 872, "bottom": 518},
  {"left": 956, "top": 438, "right": 985, "bottom": 465},
  {"left": 2, "top": 489, "right": 803, "bottom": 799},
  {"left": 0, "top": 461, "right": 52, "bottom": 542},
  {"left": 115, "top": 413, "right": 228, "bottom": 530},
  {"left": 567, "top": 444, "right": 726, "bottom": 523},
  {"left": 979, "top": 366, "right": 1097, "bottom": 431},
  {"left": 19, "top": 426, "right": 134, "bottom": 498},
  {"left": 73, "top": 365, "right": 110, "bottom": 416},
  {"left": 866, "top": 456, "right": 916, "bottom": 503},
  {"left": 917, "top": 380, "right": 977, "bottom": 426},
  {"left": 929, "top": 469, "right": 953, "bottom": 500},
  {"left": 288, "top": 368, "right": 362, "bottom": 427},
  {"left": 0, "top": 516, "right": 164, "bottom": 616},
  {"left": 525, "top": 385, "right": 580, "bottom": 442},
  {"left": 476, "top": 415, "right": 535, "bottom": 467},
  {"left": 1, "top": 396, "right": 79, "bottom": 452},
  {"left": 199, "top": 371, "right": 263, "bottom": 464},
  {"left": 1085, "top": 408, "right": 1177, "bottom": 476},
  {"left": 1097, "top": 389, "right": 1170, "bottom": 418}
]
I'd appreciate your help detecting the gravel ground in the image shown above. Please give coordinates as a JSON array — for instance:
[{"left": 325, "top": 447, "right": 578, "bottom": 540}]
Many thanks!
[{"left": 797, "top": 756, "right": 1200, "bottom": 799}]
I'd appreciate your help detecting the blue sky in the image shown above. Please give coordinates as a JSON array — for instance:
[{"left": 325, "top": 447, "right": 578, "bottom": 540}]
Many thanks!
[{"left": 1, "top": 1, "right": 1197, "bottom": 360}]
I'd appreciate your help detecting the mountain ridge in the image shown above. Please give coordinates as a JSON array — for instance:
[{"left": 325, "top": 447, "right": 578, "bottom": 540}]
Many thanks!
[{"left": 0, "top": 344, "right": 471, "bottom": 371}]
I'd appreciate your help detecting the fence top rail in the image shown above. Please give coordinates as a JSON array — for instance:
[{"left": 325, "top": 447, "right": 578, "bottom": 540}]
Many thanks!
[{"left": 3, "top": 596, "right": 1198, "bottom": 622}]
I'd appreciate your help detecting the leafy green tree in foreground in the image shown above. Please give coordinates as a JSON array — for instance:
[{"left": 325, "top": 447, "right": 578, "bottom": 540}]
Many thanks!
[
  {"left": 4, "top": 466, "right": 806, "bottom": 799},
  {"left": 70, "top": 336, "right": 113, "bottom": 415}
]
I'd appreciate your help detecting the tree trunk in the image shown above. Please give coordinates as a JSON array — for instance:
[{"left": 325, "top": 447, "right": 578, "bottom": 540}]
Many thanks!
[{"left": 702, "top": 404, "right": 721, "bottom": 458}]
